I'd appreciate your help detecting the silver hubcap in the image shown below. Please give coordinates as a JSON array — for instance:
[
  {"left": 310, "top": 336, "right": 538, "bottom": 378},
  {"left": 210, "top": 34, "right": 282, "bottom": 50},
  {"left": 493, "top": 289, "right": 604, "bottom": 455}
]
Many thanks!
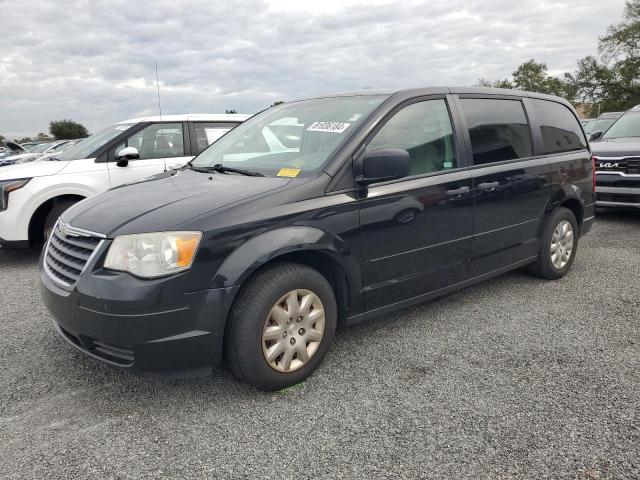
[
  {"left": 261, "top": 289, "right": 325, "bottom": 373},
  {"left": 550, "top": 220, "right": 574, "bottom": 270}
]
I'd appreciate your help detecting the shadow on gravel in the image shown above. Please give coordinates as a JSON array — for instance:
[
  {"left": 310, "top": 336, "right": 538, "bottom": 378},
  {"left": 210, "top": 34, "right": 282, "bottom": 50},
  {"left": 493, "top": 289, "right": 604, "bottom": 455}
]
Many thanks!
[
  {"left": 595, "top": 208, "right": 640, "bottom": 223},
  {"left": 0, "top": 246, "right": 42, "bottom": 266}
]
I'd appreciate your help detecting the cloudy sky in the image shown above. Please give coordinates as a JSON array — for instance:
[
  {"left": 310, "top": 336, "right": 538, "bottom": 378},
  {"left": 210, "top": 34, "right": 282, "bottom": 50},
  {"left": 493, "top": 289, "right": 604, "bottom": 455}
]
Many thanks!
[{"left": 0, "top": 0, "right": 626, "bottom": 138}]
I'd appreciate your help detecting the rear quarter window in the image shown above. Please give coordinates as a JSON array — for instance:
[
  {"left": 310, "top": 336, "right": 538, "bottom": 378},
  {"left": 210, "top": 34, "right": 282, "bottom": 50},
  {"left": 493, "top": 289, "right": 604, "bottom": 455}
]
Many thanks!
[{"left": 529, "top": 99, "right": 587, "bottom": 154}]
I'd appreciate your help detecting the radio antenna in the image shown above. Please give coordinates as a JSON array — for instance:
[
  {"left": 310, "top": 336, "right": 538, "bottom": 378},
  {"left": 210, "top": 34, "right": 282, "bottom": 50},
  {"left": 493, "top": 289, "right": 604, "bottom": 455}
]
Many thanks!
[{"left": 155, "top": 62, "right": 163, "bottom": 118}]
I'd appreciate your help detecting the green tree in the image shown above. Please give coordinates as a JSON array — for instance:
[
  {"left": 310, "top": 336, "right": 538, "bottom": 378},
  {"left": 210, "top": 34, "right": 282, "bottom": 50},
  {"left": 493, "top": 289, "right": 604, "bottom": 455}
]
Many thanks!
[
  {"left": 36, "top": 132, "right": 53, "bottom": 142},
  {"left": 476, "top": 59, "right": 572, "bottom": 97},
  {"left": 568, "top": 0, "right": 640, "bottom": 115},
  {"left": 225, "top": 109, "right": 238, "bottom": 114},
  {"left": 49, "top": 119, "right": 89, "bottom": 140}
]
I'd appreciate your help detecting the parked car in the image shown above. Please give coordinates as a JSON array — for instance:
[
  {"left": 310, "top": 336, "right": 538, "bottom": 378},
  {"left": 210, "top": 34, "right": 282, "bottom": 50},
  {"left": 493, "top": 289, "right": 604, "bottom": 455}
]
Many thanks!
[
  {"left": 591, "top": 105, "right": 640, "bottom": 208},
  {"left": 0, "top": 114, "right": 248, "bottom": 248},
  {"left": 0, "top": 141, "right": 28, "bottom": 160},
  {"left": 21, "top": 141, "right": 48, "bottom": 151},
  {"left": 0, "top": 140, "right": 79, "bottom": 167},
  {"left": 38, "top": 87, "right": 594, "bottom": 390},
  {"left": 584, "top": 117, "right": 616, "bottom": 135}
]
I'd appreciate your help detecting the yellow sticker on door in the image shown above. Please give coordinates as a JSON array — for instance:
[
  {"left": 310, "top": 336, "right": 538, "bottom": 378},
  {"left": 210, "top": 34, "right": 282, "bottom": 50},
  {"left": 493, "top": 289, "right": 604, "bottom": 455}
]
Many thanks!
[{"left": 277, "top": 168, "right": 301, "bottom": 178}]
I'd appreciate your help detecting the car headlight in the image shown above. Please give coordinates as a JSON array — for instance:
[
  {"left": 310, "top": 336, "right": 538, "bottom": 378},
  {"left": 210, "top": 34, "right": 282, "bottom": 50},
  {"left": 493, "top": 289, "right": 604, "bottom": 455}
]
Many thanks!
[
  {"left": 0, "top": 178, "right": 30, "bottom": 212},
  {"left": 104, "top": 231, "right": 202, "bottom": 278}
]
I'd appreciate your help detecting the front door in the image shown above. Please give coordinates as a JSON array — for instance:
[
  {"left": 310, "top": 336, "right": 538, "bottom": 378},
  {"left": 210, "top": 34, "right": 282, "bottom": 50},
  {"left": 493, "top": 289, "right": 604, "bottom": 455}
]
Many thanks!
[
  {"left": 108, "top": 122, "right": 186, "bottom": 187},
  {"left": 358, "top": 98, "right": 474, "bottom": 312}
]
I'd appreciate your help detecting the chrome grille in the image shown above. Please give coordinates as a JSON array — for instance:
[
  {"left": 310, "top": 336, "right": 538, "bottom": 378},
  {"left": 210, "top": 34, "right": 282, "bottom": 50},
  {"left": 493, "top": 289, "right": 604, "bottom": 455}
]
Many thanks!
[
  {"left": 44, "top": 221, "right": 104, "bottom": 287},
  {"left": 595, "top": 156, "right": 640, "bottom": 174}
]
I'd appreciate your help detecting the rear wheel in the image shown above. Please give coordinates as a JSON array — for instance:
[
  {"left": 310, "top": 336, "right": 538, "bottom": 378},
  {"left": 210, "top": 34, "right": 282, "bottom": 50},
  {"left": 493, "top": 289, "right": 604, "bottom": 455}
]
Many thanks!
[
  {"left": 43, "top": 201, "right": 76, "bottom": 241},
  {"left": 529, "top": 207, "right": 579, "bottom": 279},
  {"left": 225, "top": 262, "right": 337, "bottom": 391}
]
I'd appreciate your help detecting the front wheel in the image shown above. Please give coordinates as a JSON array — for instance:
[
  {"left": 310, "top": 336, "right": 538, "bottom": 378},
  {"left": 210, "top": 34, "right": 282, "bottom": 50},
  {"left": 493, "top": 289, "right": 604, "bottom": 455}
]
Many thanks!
[
  {"left": 529, "top": 207, "right": 579, "bottom": 279},
  {"left": 43, "top": 201, "right": 77, "bottom": 242},
  {"left": 225, "top": 262, "right": 337, "bottom": 391}
]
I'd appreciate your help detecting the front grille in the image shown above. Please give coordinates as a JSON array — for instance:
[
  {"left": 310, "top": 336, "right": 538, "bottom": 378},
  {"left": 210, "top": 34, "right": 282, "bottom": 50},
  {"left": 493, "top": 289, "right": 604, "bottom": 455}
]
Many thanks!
[
  {"left": 90, "top": 340, "right": 135, "bottom": 365},
  {"left": 44, "top": 222, "right": 103, "bottom": 287},
  {"left": 596, "top": 157, "right": 640, "bottom": 174},
  {"left": 57, "top": 323, "right": 134, "bottom": 366}
]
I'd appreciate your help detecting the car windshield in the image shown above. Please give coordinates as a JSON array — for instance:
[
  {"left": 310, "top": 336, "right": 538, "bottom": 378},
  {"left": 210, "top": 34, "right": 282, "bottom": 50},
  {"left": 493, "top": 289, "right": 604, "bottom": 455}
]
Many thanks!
[
  {"left": 584, "top": 118, "right": 615, "bottom": 134},
  {"left": 191, "top": 95, "right": 388, "bottom": 177},
  {"left": 29, "top": 143, "right": 52, "bottom": 153},
  {"left": 602, "top": 111, "right": 640, "bottom": 139},
  {"left": 56, "top": 123, "right": 135, "bottom": 160}
]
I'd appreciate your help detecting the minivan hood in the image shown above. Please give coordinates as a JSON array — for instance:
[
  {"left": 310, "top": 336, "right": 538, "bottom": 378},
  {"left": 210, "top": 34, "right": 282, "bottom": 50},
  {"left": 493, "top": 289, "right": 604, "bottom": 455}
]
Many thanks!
[
  {"left": 62, "top": 169, "right": 291, "bottom": 236},
  {"left": 0, "top": 159, "right": 69, "bottom": 180},
  {"left": 591, "top": 138, "right": 640, "bottom": 157}
]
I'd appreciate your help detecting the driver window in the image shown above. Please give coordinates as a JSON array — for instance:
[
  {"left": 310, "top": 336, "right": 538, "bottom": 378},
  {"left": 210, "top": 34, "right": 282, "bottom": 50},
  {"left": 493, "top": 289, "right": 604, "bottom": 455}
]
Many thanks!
[
  {"left": 367, "top": 99, "right": 457, "bottom": 176},
  {"left": 115, "top": 123, "right": 184, "bottom": 160}
]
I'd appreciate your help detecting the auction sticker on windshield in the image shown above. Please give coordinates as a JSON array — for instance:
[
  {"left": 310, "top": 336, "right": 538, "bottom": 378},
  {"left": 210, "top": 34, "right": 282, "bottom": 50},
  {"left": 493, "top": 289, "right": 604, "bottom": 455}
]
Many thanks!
[
  {"left": 277, "top": 168, "right": 301, "bottom": 177},
  {"left": 307, "top": 122, "right": 351, "bottom": 133}
]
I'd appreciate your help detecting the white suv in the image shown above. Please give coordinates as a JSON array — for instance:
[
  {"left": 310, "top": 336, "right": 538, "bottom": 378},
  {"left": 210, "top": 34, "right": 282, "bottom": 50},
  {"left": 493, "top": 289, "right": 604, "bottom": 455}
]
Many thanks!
[{"left": 0, "top": 114, "right": 249, "bottom": 248}]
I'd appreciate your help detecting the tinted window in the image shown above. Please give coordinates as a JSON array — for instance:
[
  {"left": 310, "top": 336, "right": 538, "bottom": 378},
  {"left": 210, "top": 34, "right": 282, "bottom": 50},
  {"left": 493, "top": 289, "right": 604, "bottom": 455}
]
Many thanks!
[
  {"left": 193, "top": 123, "right": 233, "bottom": 154},
  {"left": 367, "top": 99, "right": 457, "bottom": 176},
  {"left": 530, "top": 99, "right": 587, "bottom": 153},
  {"left": 461, "top": 99, "right": 532, "bottom": 165},
  {"left": 116, "top": 123, "right": 184, "bottom": 160}
]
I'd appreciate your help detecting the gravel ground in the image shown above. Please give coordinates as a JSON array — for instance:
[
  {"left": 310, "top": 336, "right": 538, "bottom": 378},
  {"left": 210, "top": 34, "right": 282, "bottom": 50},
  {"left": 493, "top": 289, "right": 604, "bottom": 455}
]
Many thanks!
[{"left": 0, "top": 210, "right": 638, "bottom": 479}]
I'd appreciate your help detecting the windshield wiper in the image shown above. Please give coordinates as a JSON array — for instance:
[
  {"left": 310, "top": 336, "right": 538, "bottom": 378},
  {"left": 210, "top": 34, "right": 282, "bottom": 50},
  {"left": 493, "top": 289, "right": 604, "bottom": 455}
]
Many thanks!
[{"left": 188, "top": 163, "right": 264, "bottom": 177}]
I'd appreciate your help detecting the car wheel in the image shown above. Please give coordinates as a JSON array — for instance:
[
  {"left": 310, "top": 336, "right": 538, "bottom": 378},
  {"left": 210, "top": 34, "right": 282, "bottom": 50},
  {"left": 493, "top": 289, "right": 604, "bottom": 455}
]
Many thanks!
[
  {"left": 225, "top": 262, "right": 337, "bottom": 391},
  {"left": 395, "top": 208, "right": 419, "bottom": 224},
  {"left": 43, "top": 201, "right": 77, "bottom": 242},
  {"left": 529, "top": 207, "right": 579, "bottom": 280}
]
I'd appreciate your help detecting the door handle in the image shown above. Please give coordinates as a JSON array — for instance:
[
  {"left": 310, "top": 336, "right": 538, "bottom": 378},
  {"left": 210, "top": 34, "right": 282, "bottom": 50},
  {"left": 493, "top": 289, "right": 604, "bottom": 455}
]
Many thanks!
[
  {"left": 445, "top": 186, "right": 470, "bottom": 196},
  {"left": 478, "top": 181, "right": 499, "bottom": 191}
]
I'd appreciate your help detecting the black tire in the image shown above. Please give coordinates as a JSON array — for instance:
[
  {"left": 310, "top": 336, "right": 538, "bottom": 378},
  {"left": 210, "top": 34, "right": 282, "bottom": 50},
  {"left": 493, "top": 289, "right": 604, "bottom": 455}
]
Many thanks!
[
  {"left": 529, "top": 207, "right": 579, "bottom": 280},
  {"left": 225, "top": 262, "right": 337, "bottom": 391},
  {"left": 43, "top": 201, "right": 76, "bottom": 241}
]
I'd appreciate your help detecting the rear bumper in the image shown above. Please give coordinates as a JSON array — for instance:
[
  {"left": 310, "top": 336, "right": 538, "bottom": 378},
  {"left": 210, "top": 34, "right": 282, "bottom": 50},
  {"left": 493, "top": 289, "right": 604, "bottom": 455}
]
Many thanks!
[{"left": 39, "top": 255, "right": 239, "bottom": 378}]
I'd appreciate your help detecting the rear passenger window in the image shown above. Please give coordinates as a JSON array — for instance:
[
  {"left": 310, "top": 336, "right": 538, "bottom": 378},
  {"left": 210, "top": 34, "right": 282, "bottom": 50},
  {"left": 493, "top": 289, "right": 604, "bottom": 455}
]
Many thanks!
[
  {"left": 193, "top": 123, "right": 233, "bottom": 154},
  {"left": 461, "top": 99, "right": 532, "bottom": 165},
  {"left": 529, "top": 99, "right": 587, "bottom": 154},
  {"left": 367, "top": 99, "right": 457, "bottom": 176}
]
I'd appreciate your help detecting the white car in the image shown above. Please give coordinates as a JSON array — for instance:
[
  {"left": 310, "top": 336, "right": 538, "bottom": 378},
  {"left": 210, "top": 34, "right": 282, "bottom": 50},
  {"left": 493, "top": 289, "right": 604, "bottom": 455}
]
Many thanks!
[
  {"left": 0, "top": 140, "right": 78, "bottom": 167},
  {"left": 0, "top": 114, "right": 249, "bottom": 248}
]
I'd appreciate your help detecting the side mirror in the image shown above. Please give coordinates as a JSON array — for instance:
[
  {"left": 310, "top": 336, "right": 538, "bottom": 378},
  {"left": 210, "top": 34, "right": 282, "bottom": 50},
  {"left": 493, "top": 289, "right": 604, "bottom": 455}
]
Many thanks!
[
  {"left": 356, "top": 148, "right": 411, "bottom": 185},
  {"left": 115, "top": 146, "right": 139, "bottom": 167},
  {"left": 589, "top": 131, "right": 603, "bottom": 141}
]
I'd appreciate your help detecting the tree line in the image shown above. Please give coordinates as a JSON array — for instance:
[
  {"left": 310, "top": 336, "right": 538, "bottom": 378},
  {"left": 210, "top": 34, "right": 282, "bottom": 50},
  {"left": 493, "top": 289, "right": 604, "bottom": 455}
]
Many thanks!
[
  {"left": 1, "top": 119, "right": 90, "bottom": 145},
  {"left": 478, "top": 0, "right": 640, "bottom": 117}
]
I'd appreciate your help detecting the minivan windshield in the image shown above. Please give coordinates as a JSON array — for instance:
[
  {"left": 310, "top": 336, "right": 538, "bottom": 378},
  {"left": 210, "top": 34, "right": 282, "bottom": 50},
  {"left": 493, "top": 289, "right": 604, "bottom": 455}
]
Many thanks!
[
  {"left": 602, "top": 111, "right": 640, "bottom": 140},
  {"left": 191, "top": 95, "right": 388, "bottom": 177},
  {"left": 56, "top": 123, "right": 135, "bottom": 160}
]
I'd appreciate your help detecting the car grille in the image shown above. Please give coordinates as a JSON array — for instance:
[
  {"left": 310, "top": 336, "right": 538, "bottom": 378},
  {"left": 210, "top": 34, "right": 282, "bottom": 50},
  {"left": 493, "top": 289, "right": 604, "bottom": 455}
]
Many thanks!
[
  {"left": 596, "top": 157, "right": 640, "bottom": 174},
  {"left": 44, "top": 222, "right": 104, "bottom": 287}
]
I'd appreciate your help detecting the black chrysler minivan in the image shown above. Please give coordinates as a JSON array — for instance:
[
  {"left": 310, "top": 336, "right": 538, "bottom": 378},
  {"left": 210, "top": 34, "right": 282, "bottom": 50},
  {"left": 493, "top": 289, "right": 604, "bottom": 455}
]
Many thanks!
[{"left": 40, "top": 87, "right": 595, "bottom": 390}]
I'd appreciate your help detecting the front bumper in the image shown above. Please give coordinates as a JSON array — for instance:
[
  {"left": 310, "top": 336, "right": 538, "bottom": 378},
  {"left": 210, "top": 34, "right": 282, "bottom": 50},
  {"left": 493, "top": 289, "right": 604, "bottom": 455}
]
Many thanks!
[
  {"left": 39, "top": 249, "right": 238, "bottom": 378},
  {"left": 596, "top": 175, "right": 640, "bottom": 208}
]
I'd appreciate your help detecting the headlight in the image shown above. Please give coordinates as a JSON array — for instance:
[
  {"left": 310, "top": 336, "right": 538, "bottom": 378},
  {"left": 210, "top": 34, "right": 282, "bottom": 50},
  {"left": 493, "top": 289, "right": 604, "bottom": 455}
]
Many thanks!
[
  {"left": 104, "top": 231, "right": 202, "bottom": 278},
  {"left": 0, "top": 178, "right": 30, "bottom": 212}
]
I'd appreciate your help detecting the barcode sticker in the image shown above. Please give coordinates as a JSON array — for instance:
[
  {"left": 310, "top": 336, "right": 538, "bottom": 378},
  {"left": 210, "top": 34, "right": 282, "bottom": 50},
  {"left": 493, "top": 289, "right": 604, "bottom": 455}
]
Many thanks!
[{"left": 307, "top": 122, "right": 351, "bottom": 133}]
